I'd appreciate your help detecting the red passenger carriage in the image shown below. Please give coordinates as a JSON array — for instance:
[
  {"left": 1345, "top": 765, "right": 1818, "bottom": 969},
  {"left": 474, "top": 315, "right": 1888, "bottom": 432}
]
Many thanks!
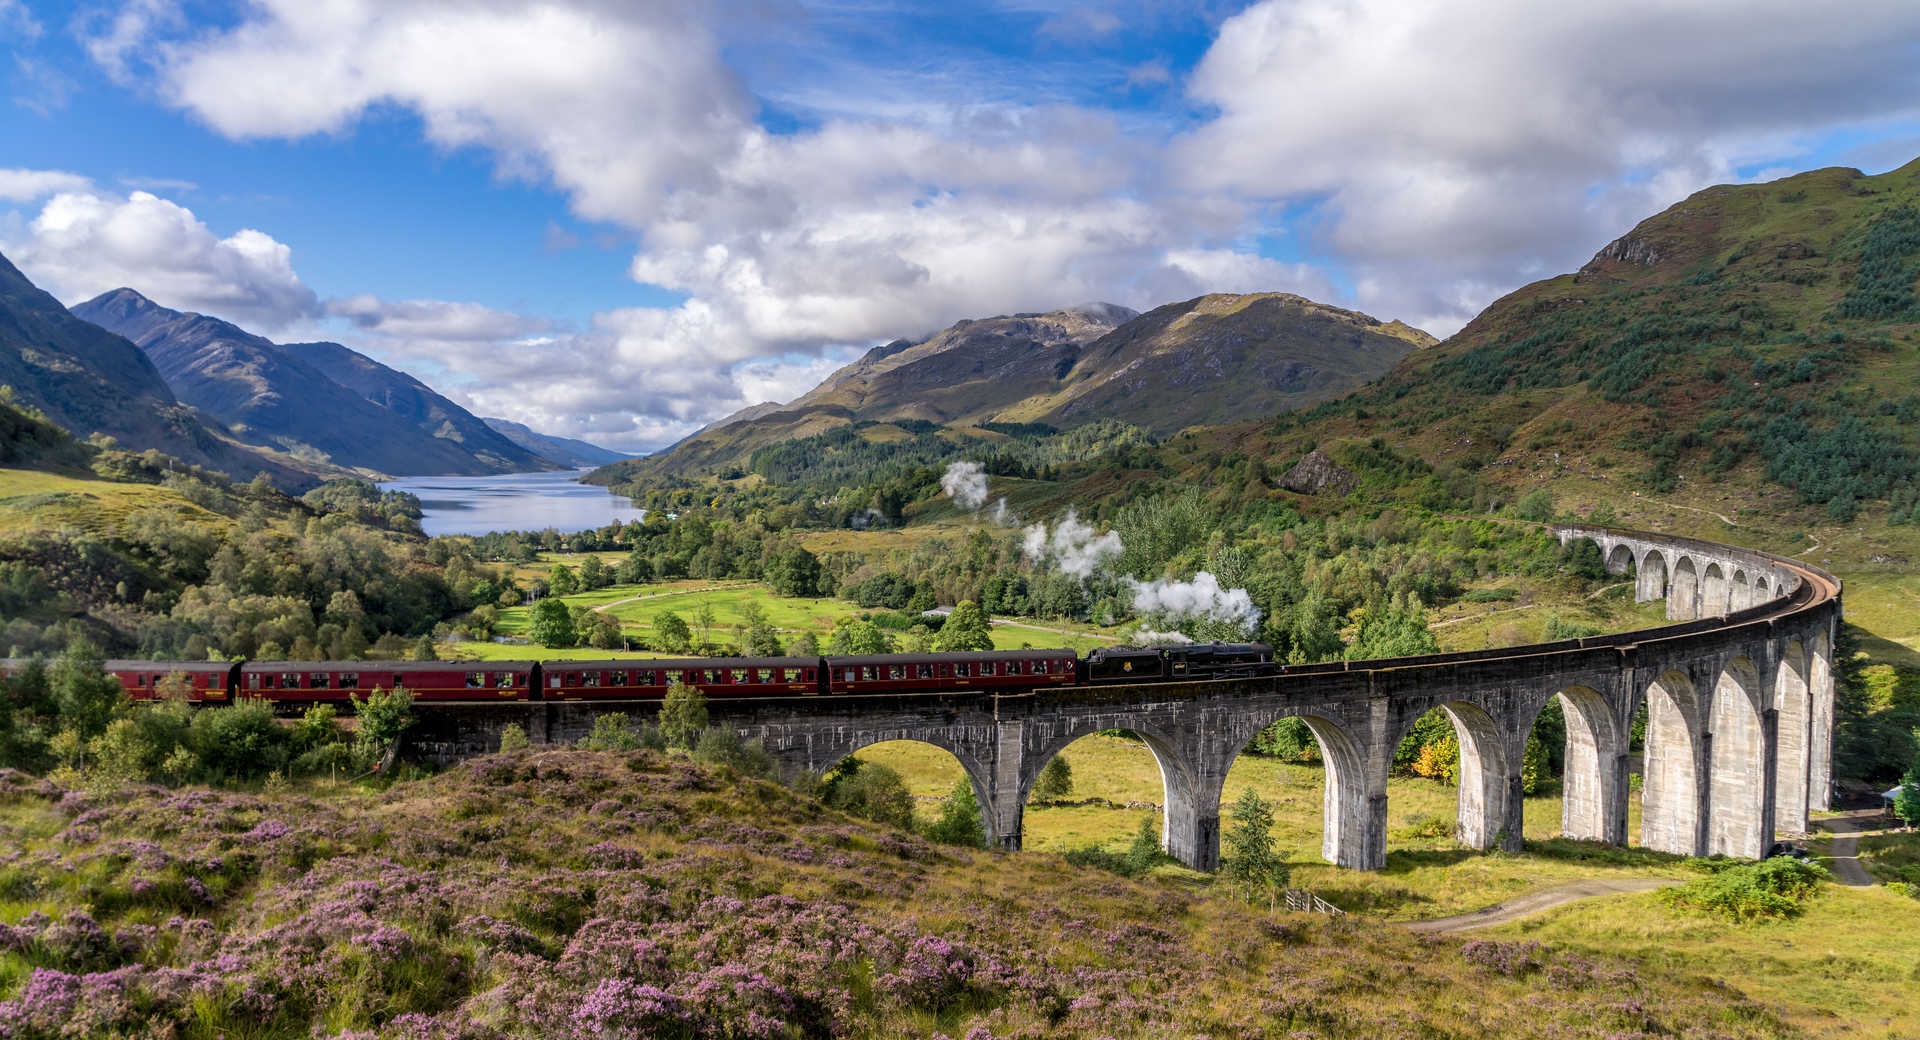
[
  {"left": 825, "top": 649, "right": 1078, "bottom": 694},
  {"left": 102, "top": 660, "right": 238, "bottom": 702},
  {"left": 237, "top": 660, "right": 536, "bottom": 703},
  {"left": 543, "top": 657, "right": 821, "bottom": 699}
]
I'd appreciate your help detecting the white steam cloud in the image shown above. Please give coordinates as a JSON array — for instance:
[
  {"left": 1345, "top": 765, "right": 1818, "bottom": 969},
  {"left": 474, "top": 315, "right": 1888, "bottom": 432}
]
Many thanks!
[
  {"left": 941, "top": 461, "right": 989, "bottom": 510},
  {"left": 1128, "top": 629, "right": 1194, "bottom": 646},
  {"left": 1021, "top": 510, "right": 1124, "bottom": 580},
  {"left": 944, "top": 459, "right": 1014, "bottom": 524},
  {"left": 1127, "top": 572, "right": 1263, "bottom": 633}
]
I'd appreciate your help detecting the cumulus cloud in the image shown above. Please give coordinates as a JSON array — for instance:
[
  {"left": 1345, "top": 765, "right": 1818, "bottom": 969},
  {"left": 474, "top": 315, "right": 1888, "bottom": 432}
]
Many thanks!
[
  {"left": 69, "top": 0, "right": 1920, "bottom": 443},
  {"left": 1, "top": 189, "right": 319, "bottom": 328},
  {"left": 1176, "top": 0, "right": 1920, "bottom": 333},
  {"left": 0, "top": 168, "right": 91, "bottom": 202},
  {"left": 325, "top": 295, "right": 552, "bottom": 342}
]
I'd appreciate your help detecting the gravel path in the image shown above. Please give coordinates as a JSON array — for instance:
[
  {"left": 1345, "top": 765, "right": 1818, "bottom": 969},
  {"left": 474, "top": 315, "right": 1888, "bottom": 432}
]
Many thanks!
[
  {"left": 1818, "top": 810, "right": 1883, "bottom": 887},
  {"left": 1401, "top": 878, "right": 1682, "bottom": 934}
]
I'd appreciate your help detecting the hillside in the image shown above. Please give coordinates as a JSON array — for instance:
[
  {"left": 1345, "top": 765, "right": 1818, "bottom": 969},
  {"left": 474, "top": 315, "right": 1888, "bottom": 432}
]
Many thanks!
[
  {"left": 0, "top": 750, "right": 1822, "bottom": 1038},
  {"left": 74, "top": 290, "right": 548, "bottom": 476},
  {"left": 482, "top": 415, "right": 629, "bottom": 467},
  {"left": 602, "top": 295, "right": 1429, "bottom": 482},
  {"left": 0, "top": 254, "right": 327, "bottom": 487}
]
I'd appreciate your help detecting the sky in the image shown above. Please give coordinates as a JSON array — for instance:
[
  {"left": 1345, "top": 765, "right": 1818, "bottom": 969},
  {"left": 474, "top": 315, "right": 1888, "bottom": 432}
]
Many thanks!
[{"left": 3, "top": 0, "right": 1920, "bottom": 453}]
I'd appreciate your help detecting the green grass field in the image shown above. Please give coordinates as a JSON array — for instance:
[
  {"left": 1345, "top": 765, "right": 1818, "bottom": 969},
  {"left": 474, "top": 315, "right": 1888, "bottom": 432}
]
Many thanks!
[
  {"left": 854, "top": 733, "right": 1675, "bottom": 921},
  {"left": 1486, "top": 882, "right": 1920, "bottom": 1039}
]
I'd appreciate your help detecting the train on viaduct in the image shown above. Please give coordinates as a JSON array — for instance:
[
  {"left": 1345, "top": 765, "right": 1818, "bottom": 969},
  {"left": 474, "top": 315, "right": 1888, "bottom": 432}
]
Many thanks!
[{"left": 409, "top": 523, "right": 1841, "bottom": 873}]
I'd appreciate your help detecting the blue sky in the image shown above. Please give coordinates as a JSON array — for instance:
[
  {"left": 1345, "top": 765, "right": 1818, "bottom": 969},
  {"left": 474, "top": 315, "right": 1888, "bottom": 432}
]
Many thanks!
[{"left": 4, "top": 0, "right": 1920, "bottom": 450}]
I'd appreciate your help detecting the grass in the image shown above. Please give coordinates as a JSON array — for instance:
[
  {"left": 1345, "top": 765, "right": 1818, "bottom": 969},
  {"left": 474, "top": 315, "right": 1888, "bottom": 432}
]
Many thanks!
[
  {"left": 1486, "top": 882, "right": 1920, "bottom": 1039},
  {"left": 854, "top": 734, "right": 1680, "bottom": 921},
  {"left": 0, "top": 467, "right": 234, "bottom": 539}
]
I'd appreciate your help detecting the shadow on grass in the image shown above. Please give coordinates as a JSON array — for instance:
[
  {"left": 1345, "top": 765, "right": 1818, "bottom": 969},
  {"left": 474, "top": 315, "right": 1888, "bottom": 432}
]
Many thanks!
[
  {"left": 1381, "top": 848, "right": 1479, "bottom": 872},
  {"left": 1521, "top": 837, "right": 1693, "bottom": 868}
]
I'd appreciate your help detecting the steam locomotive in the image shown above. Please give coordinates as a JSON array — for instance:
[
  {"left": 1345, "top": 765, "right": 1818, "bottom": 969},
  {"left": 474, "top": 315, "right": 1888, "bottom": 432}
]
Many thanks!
[{"left": 7, "top": 643, "right": 1274, "bottom": 706}]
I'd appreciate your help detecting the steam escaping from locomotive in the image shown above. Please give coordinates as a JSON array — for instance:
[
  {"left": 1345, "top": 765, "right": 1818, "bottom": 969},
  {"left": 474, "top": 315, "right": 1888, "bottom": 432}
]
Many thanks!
[
  {"left": 941, "top": 461, "right": 989, "bottom": 510},
  {"left": 944, "top": 460, "right": 1014, "bottom": 525},
  {"left": 1127, "top": 572, "right": 1263, "bottom": 635},
  {"left": 1128, "top": 628, "right": 1195, "bottom": 646},
  {"left": 1021, "top": 510, "right": 1123, "bottom": 579}
]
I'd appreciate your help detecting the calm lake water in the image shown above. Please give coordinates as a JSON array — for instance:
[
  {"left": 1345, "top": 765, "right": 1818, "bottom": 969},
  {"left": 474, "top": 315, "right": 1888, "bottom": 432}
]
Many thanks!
[{"left": 379, "top": 469, "right": 646, "bottom": 537}]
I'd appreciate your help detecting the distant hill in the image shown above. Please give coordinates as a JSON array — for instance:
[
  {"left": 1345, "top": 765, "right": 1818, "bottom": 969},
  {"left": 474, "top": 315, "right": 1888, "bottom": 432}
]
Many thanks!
[
  {"left": 0, "top": 252, "right": 327, "bottom": 486},
  {"left": 603, "top": 295, "right": 1427, "bottom": 481},
  {"left": 481, "top": 417, "right": 629, "bottom": 467},
  {"left": 1131, "top": 157, "right": 1920, "bottom": 525},
  {"left": 74, "top": 290, "right": 550, "bottom": 477}
]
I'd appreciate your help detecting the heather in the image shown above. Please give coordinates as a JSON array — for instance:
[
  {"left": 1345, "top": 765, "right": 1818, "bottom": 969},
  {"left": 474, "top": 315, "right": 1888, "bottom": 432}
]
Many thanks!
[{"left": 0, "top": 753, "right": 1805, "bottom": 1040}]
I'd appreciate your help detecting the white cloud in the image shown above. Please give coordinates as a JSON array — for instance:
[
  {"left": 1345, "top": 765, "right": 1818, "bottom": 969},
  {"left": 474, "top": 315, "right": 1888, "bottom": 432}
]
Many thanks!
[
  {"left": 76, "top": 0, "right": 1920, "bottom": 445},
  {"left": 0, "top": 0, "right": 41, "bottom": 40},
  {"left": 0, "top": 168, "right": 91, "bottom": 201},
  {"left": 1176, "top": 0, "right": 1920, "bottom": 333},
  {"left": 1, "top": 189, "right": 319, "bottom": 328},
  {"left": 325, "top": 294, "right": 551, "bottom": 342}
]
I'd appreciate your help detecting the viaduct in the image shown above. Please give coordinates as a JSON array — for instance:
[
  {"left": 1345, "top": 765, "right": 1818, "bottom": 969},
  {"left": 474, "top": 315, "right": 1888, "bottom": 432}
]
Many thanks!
[{"left": 412, "top": 523, "right": 1841, "bottom": 872}]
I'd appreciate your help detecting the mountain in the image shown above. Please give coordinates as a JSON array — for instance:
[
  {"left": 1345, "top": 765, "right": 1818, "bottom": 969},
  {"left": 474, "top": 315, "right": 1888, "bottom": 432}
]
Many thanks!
[
  {"left": 288, "top": 339, "right": 551, "bottom": 472},
  {"left": 1126, "top": 158, "right": 1920, "bottom": 527},
  {"left": 0, "top": 252, "right": 327, "bottom": 485},
  {"left": 73, "top": 290, "right": 549, "bottom": 476},
  {"left": 606, "top": 295, "right": 1426, "bottom": 481},
  {"left": 481, "top": 416, "right": 629, "bottom": 467}
]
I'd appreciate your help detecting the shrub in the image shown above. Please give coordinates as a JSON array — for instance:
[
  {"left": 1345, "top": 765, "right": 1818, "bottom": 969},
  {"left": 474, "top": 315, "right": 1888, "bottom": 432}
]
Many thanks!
[
  {"left": 1662, "top": 858, "right": 1831, "bottom": 921},
  {"left": 923, "top": 778, "right": 986, "bottom": 847},
  {"left": 580, "top": 713, "right": 657, "bottom": 752},
  {"left": 692, "top": 727, "right": 774, "bottom": 778},
  {"left": 658, "top": 681, "right": 708, "bottom": 750},
  {"left": 498, "top": 722, "right": 530, "bottom": 752},
  {"left": 1222, "top": 788, "right": 1287, "bottom": 905},
  {"left": 352, "top": 686, "right": 415, "bottom": 766},
  {"left": 825, "top": 760, "right": 915, "bottom": 830},
  {"left": 1032, "top": 756, "right": 1073, "bottom": 803},
  {"left": 189, "top": 701, "right": 289, "bottom": 781}
]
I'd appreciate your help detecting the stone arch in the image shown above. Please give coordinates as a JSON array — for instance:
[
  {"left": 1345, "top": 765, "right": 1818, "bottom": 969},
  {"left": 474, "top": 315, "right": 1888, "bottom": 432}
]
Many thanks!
[
  {"left": 819, "top": 735, "right": 1003, "bottom": 844},
  {"left": 1753, "top": 575, "right": 1771, "bottom": 603},
  {"left": 1604, "top": 543, "right": 1636, "bottom": 576},
  {"left": 1214, "top": 713, "right": 1374, "bottom": 870},
  {"left": 1541, "top": 685, "right": 1626, "bottom": 843},
  {"left": 1730, "top": 569, "right": 1750, "bottom": 610},
  {"left": 1669, "top": 556, "right": 1700, "bottom": 620},
  {"left": 1707, "top": 656, "right": 1767, "bottom": 858},
  {"left": 1637, "top": 548, "right": 1669, "bottom": 602},
  {"left": 1642, "top": 669, "right": 1704, "bottom": 855},
  {"left": 1394, "top": 701, "right": 1510, "bottom": 850},
  {"left": 1701, "top": 562, "right": 1729, "bottom": 617},
  {"left": 1020, "top": 724, "right": 1196, "bottom": 861},
  {"left": 1773, "top": 640, "right": 1812, "bottom": 836}
]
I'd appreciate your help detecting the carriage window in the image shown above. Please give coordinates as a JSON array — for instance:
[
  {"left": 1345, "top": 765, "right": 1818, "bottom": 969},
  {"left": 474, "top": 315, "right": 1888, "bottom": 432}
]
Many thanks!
[
  {"left": 937, "top": 664, "right": 952, "bottom": 678},
  {"left": 584, "top": 672, "right": 601, "bottom": 687},
  {"left": 917, "top": 664, "right": 933, "bottom": 679},
  {"left": 341, "top": 673, "right": 358, "bottom": 689},
  {"left": 610, "top": 670, "right": 626, "bottom": 686},
  {"left": 256, "top": 673, "right": 273, "bottom": 689},
  {"left": 282, "top": 672, "right": 300, "bottom": 688},
  {"left": 136, "top": 674, "right": 149, "bottom": 687},
  {"left": 860, "top": 666, "right": 878, "bottom": 681},
  {"left": 548, "top": 674, "right": 561, "bottom": 688},
  {"left": 784, "top": 668, "right": 802, "bottom": 682},
  {"left": 755, "top": 668, "right": 772, "bottom": 683},
  {"left": 887, "top": 664, "right": 905, "bottom": 680},
  {"left": 496, "top": 672, "right": 515, "bottom": 689},
  {"left": 467, "top": 672, "right": 485, "bottom": 688},
  {"left": 311, "top": 673, "right": 329, "bottom": 687},
  {"left": 703, "top": 669, "right": 721, "bottom": 684},
  {"left": 845, "top": 668, "right": 857, "bottom": 682}
]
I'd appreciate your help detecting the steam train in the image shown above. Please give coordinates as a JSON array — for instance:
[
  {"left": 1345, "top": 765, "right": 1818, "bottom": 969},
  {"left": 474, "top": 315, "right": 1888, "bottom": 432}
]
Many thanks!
[{"left": 7, "top": 643, "right": 1274, "bottom": 707}]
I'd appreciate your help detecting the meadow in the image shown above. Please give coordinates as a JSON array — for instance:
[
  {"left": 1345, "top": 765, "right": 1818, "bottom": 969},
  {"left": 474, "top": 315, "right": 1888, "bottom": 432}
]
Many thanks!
[{"left": 854, "top": 734, "right": 1677, "bottom": 921}]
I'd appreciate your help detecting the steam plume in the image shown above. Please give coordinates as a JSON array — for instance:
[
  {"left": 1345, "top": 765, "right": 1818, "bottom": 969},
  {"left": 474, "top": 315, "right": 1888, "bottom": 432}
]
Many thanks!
[
  {"left": 1021, "top": 510, "right": 1123, "bottom": 579},
  {"left": 941, "top": 461, "right": 989, "bottom": 510},
  {"left": 1127, "top": 572, "right": 1262, "bottom": 633}
]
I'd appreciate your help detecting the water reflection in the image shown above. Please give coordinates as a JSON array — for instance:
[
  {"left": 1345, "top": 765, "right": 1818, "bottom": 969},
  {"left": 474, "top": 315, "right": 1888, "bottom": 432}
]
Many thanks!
[{"left": 378, "top": 469, "right": 645, "bottom": 537}]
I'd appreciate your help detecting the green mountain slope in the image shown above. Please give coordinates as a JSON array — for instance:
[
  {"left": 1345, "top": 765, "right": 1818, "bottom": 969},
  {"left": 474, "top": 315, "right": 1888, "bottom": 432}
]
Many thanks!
[
  {"left": 605, "top": 294, "right": 1430, "bottom": 482},
  {"left": 0, "top": 253, "right": 328, "bottom": 486},
  {"left": 1120, "top": 159, "right": 1920, "bottom": 529},
  {"left": 74, "top": 289, "right": 547, "bottom": 476}
]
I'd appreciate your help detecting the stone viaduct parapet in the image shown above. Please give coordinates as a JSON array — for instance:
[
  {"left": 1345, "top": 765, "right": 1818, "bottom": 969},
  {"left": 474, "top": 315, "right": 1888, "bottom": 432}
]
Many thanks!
[{"left": 410, "top": 524, "right": 1840, "bottom": 872}]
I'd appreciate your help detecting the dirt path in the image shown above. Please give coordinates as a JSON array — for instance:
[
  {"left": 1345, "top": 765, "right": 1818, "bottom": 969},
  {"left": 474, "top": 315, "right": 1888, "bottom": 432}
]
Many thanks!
[
  {"left": 1817, "top": 810, "right": 1883, "bottom": 887},
  {"left": 1401, "top": 878, "right": 1682, "bottom": 934}
]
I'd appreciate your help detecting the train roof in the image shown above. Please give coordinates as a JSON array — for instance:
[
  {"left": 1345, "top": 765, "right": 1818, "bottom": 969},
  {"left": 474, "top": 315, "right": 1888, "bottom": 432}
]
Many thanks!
[
  {"left": 825, "top": 648, "right": 1075, "bottom": 666},
  {"left": 240, "top": 660, "right": 538, "bottom": 671},
  {"left": 548, "top": 657, "right": 820, "bottom": 670},
  {"left": 103, "top": 659, "right": 236, "bottom": 673}
]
